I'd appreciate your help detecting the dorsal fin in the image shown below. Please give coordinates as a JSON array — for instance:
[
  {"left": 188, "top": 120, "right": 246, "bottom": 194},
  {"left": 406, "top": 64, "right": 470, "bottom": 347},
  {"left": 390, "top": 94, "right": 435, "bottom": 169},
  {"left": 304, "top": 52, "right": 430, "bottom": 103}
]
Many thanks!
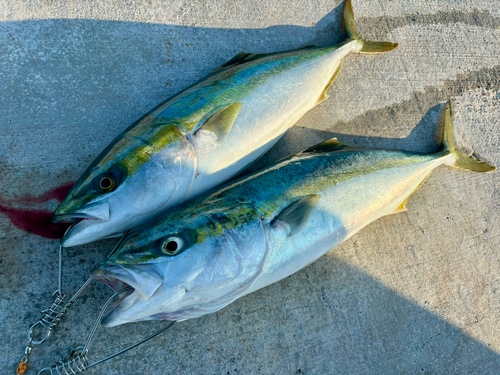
[
  {"left": 194, "top": 103, "right": 242, "bottom": 141},
  {"left": 302, "top": 138, "right": 350, "bottom": 154},
  {"left": 215, "top": 52, "right": 270, "bottom": 71},
  {"left": 271, "top": 195, "right": 320, "bottom": 236},
  {"left": 212, "top": 46, "right": 320, "bottom": 74}
]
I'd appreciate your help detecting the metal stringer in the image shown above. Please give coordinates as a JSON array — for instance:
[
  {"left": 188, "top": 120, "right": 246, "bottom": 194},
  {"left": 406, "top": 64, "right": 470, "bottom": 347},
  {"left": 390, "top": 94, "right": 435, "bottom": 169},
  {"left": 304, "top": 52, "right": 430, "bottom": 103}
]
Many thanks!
[
  {"left": 17, "top": 230, "right": 129, "bottom": 374},
  {"left": 37, "top": 288, "right": 177, "bottom": 375}
]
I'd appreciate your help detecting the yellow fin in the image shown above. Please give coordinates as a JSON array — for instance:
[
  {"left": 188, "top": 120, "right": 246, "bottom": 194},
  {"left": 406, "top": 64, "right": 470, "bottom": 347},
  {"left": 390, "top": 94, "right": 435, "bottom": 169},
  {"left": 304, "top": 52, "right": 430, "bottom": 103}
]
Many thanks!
[
  {"left": 393, "top": 200, "right": 408, "bottom": 214},
  {"left": 316, "top": 61, "right": 342, "bottom": 105},
  {"left": 195, "top": 103, "right": 242, "bottom": 141},
  {"left": 212, "top": 46, "right": 319, "bottom": 74},
  {"left": 440, "top": 100, "right": 496, "bottom": 172},
  {"left": 342, "top": 0, "right": 398, "bottom": 53},
  {"left": 303, "top": 138, "right": 350, "bottom": 154},
  {"left": 390, "top": 174, "right": 431, "bottom": 216}
]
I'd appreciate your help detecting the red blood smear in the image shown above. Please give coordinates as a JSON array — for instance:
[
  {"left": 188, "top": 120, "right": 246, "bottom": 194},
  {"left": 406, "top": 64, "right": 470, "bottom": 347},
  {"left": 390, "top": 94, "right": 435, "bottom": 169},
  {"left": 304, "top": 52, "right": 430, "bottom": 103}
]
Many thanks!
[
  {"left": 0, "top": 182, "right": 74, "bottom": 239},
  {"left": 17, "top": 182, "right": 75, "bottom": 204},
  {"left": 0, "top": 205, "right": 70, "bottom": 239}
]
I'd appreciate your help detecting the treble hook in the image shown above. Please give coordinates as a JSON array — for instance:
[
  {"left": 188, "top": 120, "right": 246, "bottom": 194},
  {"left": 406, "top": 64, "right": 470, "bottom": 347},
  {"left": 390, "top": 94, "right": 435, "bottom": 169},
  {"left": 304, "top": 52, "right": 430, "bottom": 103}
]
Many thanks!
[
  {"left": 37, "top": 288, "right": 177, "bottom": 375},
  {"left": 17, "top": 229, "right": 129, "bottom": 375}
]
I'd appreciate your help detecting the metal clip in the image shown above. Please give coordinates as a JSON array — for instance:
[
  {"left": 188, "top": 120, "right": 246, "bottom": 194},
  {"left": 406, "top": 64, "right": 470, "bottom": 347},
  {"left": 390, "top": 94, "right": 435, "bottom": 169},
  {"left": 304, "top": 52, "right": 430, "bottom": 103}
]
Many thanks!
[
  {"left": 38, "top": 288, "right": 177, "bottom": 374},
  {"left": 18, "top": 229, "right": 128, "bottom": 373},
  {"left": 16, "top": 339, "right": 32, "bottom": 375}
]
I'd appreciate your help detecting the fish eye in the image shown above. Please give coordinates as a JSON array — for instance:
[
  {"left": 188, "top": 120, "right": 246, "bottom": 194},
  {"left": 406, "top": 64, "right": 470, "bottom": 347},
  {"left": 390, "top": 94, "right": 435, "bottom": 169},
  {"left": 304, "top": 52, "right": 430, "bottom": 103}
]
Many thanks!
[
  {"left": 99, "top": 176, "right": 114, "bottom": 190},
  {"left": 94, "top": 172, "right": 118, "bottom": 193},
  {"left": 161, "top": 236, "right": 184, "bottom": 255}
]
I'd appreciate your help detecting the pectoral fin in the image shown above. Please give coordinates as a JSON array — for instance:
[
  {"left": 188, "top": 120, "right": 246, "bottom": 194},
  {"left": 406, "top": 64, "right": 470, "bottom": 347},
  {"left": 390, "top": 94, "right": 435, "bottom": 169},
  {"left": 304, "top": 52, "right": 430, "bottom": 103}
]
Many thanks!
[
  {"left": 271, "top": 195, "right": 320, "bottom": 236},
  {"left": 194, "top": 103, "right": 242, "bottom": 141}
]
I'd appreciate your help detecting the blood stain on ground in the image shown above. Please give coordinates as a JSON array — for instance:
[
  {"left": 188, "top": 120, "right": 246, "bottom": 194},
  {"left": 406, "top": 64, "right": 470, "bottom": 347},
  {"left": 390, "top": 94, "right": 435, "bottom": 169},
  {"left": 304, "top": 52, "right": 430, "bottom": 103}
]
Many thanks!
[{"left": 0, "top": 182, "right": 74, "bottom": 239}]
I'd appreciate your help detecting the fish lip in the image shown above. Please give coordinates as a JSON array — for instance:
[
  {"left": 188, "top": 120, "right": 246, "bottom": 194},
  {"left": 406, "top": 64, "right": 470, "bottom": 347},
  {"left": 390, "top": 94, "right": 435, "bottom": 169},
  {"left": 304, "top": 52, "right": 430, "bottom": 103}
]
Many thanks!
[
  {"left": 93, "top": 265, "right": 139, "bottom": 294},
  {"left": 60, "top": 220, "right": 125, "bottom": 247},
  {"left": 52, "top": 213, "right": 101, "bottom": 223},
  {"left": 93, "top": 264, "right": 164, "bottom": 300},
  {"left": 53, "top": 201, "right": 111, "bottom": 223},
  {"left": 93, "top": 273, "right": 133, "bottom": 293},
  {"left": 93, "top": 264, "right": 164, "bottom": 326},
  {"left": 91, "top": 273, "right": 136, "bottom": 325},
  {"left": 93, "top": 266, "right": 141, "bottom": 319}
]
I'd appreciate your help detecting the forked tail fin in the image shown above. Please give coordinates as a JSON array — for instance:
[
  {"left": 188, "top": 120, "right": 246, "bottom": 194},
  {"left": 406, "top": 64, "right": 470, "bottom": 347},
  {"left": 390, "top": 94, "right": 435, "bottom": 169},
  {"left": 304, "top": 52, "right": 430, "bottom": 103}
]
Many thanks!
[
  {"left": 342, "top": 0, "right": 398, "bottom": 53},
  {"left": 440, "top": 100, "right": 496, "bottom": 172}
]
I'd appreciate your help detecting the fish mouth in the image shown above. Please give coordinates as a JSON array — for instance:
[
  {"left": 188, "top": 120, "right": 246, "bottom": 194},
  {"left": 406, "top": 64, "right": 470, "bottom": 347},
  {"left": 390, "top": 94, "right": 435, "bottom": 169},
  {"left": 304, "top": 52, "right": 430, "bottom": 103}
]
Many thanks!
[
  {"left": 53, "top": 202, "right": 111, "bottom": 223},
  {"left": 93, "top": 264, "right": 163, "bottom": 302},
  {"left": 93, "top": 264, "right": 164, "bottom": 327},
  {"left": 93, "top": 273, "right": 133, "bottom": 293},
  {"left": 52, "top": 213, "right": 101, "bottom": 223},
  {"left": 57, "top": 216, "right": 124, "bottom": 247}
]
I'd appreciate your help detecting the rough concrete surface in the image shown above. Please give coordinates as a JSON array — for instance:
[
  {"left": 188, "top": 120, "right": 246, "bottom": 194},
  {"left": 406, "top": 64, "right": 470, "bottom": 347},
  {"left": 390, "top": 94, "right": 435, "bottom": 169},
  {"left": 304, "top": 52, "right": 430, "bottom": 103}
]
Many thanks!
[{"left": 1, "top": 0, "right": 500, "bottom": 374}]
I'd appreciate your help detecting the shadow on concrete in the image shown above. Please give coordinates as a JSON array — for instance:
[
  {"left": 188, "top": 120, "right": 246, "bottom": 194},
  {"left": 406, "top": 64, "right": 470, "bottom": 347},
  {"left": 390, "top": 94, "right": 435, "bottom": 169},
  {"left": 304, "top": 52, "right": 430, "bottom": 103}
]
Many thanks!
[
  {"left": 253, "top": 255, "right": 500, "bottom": 374},
  {"left": 28, "top": 255, "right": 500, "bottom": 374},
  {"left": 1, "top": 4, "right": 344, "bottom": 140},
  {"left": 249, "top": 103, "right": 445, "bottom": 173}
]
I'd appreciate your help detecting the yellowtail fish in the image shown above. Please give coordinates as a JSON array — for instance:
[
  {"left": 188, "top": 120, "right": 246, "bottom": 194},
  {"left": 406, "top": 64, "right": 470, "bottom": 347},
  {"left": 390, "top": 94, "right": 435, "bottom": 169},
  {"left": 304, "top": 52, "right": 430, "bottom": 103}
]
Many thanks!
[
  {"left": 53, "top": 0, "right": 397, "bottom": 247},
  {"left": 93, "top": 101, "right": 495, "bottom": 327}
]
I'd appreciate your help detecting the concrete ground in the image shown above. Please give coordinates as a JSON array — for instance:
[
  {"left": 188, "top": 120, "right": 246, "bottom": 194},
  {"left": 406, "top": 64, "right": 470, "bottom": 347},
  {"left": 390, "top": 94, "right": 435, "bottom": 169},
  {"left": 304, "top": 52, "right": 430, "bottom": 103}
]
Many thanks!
[{"left": 1, "top": 0, "right": 500, "bottom": 374}]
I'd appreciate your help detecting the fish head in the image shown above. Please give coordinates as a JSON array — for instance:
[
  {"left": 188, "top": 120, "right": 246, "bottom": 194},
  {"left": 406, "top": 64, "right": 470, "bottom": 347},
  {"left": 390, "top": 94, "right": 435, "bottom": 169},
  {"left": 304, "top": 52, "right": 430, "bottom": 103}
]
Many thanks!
[
  {"left": 93, "top": 202, "right": 268, "bottom": 327},
  {"left": 54, "top": 123, "right": 196, "bottom": 246}
]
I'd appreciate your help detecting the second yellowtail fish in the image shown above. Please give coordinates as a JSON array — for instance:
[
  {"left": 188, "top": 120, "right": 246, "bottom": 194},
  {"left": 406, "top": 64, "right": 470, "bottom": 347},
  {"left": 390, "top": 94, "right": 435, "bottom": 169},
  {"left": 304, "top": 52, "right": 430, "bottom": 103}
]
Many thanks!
[
  {"left": 54, "top": 0, "right": 397, "bottom": 246},
  {"left": 93, "top": 101, "right": 495, "bottom": 327}
]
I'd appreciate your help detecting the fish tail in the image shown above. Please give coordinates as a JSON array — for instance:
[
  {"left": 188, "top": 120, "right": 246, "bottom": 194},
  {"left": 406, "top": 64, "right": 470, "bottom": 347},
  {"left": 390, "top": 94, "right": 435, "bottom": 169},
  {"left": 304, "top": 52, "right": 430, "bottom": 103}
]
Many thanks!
[
  {"left": 342, "top": 0, "right": 398, "bottom": 53},
  {"left": 440, "top": 100, "right": 496, "bottom": 172}
]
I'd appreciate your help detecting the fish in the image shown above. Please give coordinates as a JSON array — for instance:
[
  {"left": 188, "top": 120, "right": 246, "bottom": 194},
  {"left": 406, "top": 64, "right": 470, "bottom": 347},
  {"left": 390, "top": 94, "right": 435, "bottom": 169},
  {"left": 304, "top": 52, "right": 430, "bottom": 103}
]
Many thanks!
[
  {"left": 92, "top": 101, "right": 495, "bottom": 327},
  {"left": 53, "top": 0, "right": 398, "bottom": 247}
]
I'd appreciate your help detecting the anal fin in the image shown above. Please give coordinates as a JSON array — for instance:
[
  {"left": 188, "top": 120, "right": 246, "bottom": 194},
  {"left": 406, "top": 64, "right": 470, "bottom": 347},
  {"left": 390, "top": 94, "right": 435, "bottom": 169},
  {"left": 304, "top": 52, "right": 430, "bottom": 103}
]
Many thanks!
[
  {"left": 393, "top": 200, "right": 408, "bottom": 214},
  {"left": 390, "top": 174, "right": 431, "bottom": 215},
  {"left": 316, "top": 61, "right": 342, "bottom": 105}
]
